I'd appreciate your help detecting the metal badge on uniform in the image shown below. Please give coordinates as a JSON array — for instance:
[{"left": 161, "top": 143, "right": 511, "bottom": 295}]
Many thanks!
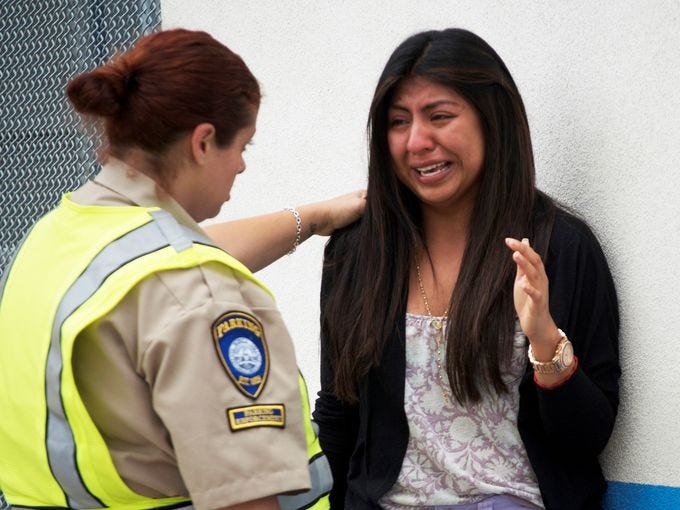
[{"left": 212, "top": 311, "right": 269, "bottom": 399}]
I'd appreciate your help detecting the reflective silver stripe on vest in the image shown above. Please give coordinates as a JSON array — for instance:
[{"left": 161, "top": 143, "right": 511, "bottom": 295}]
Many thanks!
[
  {"left": 0, "top": 490, "right": 10, "bottom": 510},
  {"left": 45, "top": 211, "right": 212, "bottom": 508},
  {"left": 277, "top": 452, "right": 333, "bottom": 510}
]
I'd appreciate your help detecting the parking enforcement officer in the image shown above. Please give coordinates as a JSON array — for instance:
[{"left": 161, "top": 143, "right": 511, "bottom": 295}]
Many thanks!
[{"left": 0, "top": 28, "right": 364, "bottom": 510}]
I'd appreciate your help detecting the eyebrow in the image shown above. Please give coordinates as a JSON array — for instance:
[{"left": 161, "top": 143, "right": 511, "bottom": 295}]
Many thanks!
[{"left": 388, "top": 99, "right": 464, "bottom": 113}]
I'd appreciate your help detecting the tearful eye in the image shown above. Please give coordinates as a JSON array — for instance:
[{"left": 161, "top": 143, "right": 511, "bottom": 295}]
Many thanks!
[{"left": 432, "top": 113, "right": 454, "bottom": 121}]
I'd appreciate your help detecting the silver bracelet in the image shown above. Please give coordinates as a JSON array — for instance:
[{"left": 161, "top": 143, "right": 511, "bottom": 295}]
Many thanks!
[{"left": 284, "top": 207, "right": 302, "bottom": 254}]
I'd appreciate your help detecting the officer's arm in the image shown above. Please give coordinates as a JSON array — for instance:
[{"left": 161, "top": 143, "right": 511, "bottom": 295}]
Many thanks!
[
  {"left": 219, "top": 495, "right": 280, "bottom": 510},
  {"left": 204, "top": 190, "right": 365, "bottom": 272}
]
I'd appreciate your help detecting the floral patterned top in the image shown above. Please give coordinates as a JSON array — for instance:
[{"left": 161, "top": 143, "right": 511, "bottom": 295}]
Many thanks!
[{"left": 380, "top": 314, "right": 544, "bottom": 509}]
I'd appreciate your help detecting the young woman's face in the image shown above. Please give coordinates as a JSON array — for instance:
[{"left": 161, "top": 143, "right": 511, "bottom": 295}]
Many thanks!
[{"left": 387, "top": 77, "right": 485, "bottom": 215}]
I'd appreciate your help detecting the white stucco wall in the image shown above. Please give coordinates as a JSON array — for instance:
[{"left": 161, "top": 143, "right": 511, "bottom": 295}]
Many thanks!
[{"left": 161, "top": 0, "right": 680, "bottom": 489}]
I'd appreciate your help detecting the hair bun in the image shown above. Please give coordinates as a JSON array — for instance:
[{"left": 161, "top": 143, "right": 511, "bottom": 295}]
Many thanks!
[{"left": 66, "top": 62, "right": 134, "bottom": 117}]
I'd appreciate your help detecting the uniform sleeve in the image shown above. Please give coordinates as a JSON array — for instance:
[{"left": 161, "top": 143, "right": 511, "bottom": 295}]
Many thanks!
[
  {"left": 136, "top": 262, "right": 310, "bottom": 509},
  {"left": 312, "top": 234, "right": 360, "bottom": 509},
  {"left": 533, "top": 213, "right": 621, "bottom": 456}
]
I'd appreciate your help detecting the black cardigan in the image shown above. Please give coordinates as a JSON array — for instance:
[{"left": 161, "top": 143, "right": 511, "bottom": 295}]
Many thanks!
[{"left": 313, "top": 208, "right": 620, "bottom": 510}]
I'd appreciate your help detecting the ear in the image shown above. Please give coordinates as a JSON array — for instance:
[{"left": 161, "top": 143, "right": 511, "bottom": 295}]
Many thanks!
[{"left": 190, "top": 123, "right": 217, "bottom": 163}]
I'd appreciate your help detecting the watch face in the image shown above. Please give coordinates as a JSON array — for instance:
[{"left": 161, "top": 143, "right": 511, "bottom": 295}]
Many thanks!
[{"left": 561, "top": 341, "right": 575, "bottom": 367}]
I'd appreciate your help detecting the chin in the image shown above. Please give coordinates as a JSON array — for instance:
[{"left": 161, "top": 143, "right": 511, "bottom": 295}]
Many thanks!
[
  {"left": 203, "top": 210, "right": 220, "bottom": 222},
  {"left": 193, "top": 208, "right": 217, "bottom": 223}
]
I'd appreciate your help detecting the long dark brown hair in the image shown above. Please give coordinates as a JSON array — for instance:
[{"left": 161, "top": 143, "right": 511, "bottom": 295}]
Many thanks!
[{"left": 323, "top": 28, "right": 541, "bottom": 403}]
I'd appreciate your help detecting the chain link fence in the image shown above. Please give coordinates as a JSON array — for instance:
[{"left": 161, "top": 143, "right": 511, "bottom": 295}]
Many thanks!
[{"left": 0, "top": 0, "right": 161, "bottom": 279}]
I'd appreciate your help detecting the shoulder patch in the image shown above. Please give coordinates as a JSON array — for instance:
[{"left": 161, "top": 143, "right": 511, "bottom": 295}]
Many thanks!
[
  {"left": 227, "top": 404, "right": 286, "bottom": 431},
  {"left": 212, "top": 311, "right": 269, "bottom": 399}
]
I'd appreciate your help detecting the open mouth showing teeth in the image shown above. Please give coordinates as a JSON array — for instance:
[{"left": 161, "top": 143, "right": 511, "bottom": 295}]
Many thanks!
[{"left": 415, "top": 162, "right": 450, "bottom": 176}]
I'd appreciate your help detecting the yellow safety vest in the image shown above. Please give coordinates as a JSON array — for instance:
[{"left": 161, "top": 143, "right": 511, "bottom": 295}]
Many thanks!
[{"left": 0, "top": 196, "right": 331, "bottom": 509}]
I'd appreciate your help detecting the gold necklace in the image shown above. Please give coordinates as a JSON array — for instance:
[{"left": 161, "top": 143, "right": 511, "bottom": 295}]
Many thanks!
[{"left": 415, "top": 260, "right": 452, "bottom": 405}]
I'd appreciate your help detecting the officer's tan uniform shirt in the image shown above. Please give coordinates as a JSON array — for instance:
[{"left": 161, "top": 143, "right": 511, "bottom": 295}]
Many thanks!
[{"left": 69, "top": 159, "right": 311, "bottom": 509}]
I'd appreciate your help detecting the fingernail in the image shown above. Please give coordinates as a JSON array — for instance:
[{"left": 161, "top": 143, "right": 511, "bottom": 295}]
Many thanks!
[{"left": 521, "top": 237, "right": 530, "bottom": 246}]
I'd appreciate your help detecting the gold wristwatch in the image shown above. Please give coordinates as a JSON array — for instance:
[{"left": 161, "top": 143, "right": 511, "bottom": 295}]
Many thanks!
[{"left": 528, "top": 328, "right": 575, "bottom": 374}]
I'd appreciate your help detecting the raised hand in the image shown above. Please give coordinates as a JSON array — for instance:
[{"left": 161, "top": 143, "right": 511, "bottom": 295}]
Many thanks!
[{"left": 505, "top": 237, "right": 561, "bottom": 361}]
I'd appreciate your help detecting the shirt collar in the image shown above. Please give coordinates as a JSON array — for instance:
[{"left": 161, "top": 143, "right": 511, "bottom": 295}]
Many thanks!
[{"left": 94, "top": 157, "right": 205, "bottom": 236}]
